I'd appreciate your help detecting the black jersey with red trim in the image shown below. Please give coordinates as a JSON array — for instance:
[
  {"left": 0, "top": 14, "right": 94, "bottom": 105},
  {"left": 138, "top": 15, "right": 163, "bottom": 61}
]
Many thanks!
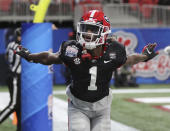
[{"left": 59, "top": 40, "right": 127, "bottom": 102}]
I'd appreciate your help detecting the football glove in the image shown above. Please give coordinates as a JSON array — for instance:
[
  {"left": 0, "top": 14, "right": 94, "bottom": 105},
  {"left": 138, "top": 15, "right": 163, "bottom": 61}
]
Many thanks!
[
  {"left": 14, "top": 45, "right": 31, "bottom": 61},
  {"left": 142, "top": 43, "right": 159, "bottom": 62}
]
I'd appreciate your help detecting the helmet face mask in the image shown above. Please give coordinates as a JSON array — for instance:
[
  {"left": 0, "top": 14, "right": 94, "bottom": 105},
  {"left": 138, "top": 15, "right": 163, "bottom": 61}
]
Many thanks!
[
  {"left": 79, "top": 23, "right": 102, "bottom": 35},
  {"left": 77, "top": 10, "right": 111, "bottom": 50}
]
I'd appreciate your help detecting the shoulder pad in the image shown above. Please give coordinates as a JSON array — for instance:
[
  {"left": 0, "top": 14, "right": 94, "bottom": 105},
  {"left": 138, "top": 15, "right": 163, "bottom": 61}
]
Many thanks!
[
  {"left": 59, "top": 40, "right": 81, "bottom": 54},
  {"left": 61, "top": 40, "right": 78, "bottom": 48},
  {"left": 108, "top": 41, "right": 125, "bottom": 50}
]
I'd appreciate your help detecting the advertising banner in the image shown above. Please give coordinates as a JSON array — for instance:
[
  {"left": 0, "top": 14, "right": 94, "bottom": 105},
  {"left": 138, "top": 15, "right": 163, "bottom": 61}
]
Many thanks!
[{"left": 111, "top": 28, "right": 170, "bottom": 84}]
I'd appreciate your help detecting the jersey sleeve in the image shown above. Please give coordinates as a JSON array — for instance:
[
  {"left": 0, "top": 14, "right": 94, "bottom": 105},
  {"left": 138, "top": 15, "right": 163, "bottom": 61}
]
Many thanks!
[
  {"left": 6, "top": 42, "right": 13, "bottom": 54},
  {"left": 111, "top": 41, "right": 127, "bottom": 68},
  {"left": 58, "top": 40, "right": 78, "bottom": 66},
  {"left": 58, "top": 41, "right": 66, "bottom": 58}
]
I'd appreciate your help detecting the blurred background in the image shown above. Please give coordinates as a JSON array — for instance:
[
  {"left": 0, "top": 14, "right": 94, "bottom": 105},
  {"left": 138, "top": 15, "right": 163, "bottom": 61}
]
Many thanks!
[{"left": 0, "top": 0, "right": 170, "bottom": 131}]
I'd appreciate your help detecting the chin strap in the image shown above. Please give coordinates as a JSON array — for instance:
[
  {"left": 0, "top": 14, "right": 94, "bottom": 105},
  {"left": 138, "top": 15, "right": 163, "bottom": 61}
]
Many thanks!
[
  {"left": 81, "top": 48, "right": 92, "bottom": 60},
  {"left": 83, "top": 42, "right": 97, "bottom": 50},
  {"left": 81, "top": 43, "right": 108, "bottom": 61}
]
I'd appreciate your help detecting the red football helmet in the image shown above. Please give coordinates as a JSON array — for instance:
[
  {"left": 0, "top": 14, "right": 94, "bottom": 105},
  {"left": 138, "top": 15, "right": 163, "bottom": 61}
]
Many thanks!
[{"left": 77, "top": 10, "right": 111, "bottom": 50}]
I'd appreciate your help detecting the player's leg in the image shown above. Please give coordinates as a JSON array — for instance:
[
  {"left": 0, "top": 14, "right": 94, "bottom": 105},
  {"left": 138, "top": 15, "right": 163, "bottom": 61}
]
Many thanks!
[
  {"left": 68, "top": 100, "right": 90, "bottom": 131},
  {"left": 6, "top": 74, "right": 14, "bottom": 100},
  {"left": 0, "top": 76, "right": 18, "bottom": 123},
  {"left": 91, "top": 89, "right": 112, "bottom": 131},
  {"left": 91, "top": 107, "right": 111, "bottom": 131},
  {"left": 16, "top": 74, "right": 21, "bottom": 131}
]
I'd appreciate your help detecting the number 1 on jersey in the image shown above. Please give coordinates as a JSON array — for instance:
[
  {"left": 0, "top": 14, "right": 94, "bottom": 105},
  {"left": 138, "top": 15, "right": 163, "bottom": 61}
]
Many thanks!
[{"left": 88, "top": 66, "right": 97, "bottom": 91}]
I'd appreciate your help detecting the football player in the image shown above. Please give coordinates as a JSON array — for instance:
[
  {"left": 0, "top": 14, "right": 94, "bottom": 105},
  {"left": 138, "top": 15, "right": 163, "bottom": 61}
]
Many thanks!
[
  {"left": 0, "top": 28, "right": 22, "bottom": 131},
  {"left": 16, "top": 10, "right": 158, "bottom": 131}
]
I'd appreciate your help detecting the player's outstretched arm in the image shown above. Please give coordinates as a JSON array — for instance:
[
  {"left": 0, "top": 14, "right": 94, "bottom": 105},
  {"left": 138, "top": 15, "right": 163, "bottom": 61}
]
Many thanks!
[
  {"left": 15, "top": 46, "right": 62, "bottom": 65},
  {"left": 125, "top": 43, "right": 158, "bottom": 65}
]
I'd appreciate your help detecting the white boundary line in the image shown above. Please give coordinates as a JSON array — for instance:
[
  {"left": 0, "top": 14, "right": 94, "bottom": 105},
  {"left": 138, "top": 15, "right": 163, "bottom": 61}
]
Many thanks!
[
  {"left": 162, "top": 105, "right": 170, "bottom": 109},
  {"left": 111, "top": 89, "right": 170, "bottom": 94},
  {"left": 0, "top": 92, "right": 13, "bottom": 119},
  {"left": 133, "top": 97, "right": 170, "bottom": 103},
  {"left": 53, "top": 89, "right": 170, "bottom": 95}
]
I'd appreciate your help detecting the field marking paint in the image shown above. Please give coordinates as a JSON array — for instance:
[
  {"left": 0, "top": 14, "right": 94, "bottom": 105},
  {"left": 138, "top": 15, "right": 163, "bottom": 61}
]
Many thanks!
[
  {"left": 127, "top": 96, "right": 170, "bottom": 113},
  {"left": 163, "top": 105, "right": 170, "bottom": 109},
  {"left": 0, "top": 92, "right": 10, "bottom": 109},
  {"left": 53, "top": 90, "right": 66, "bottom": 95},
  {"left": 112, "top": 89, "right": 170, "bottom": 94},
  {"left": 0, "top": 92, "right": 13, "bottom": 119},
  {"left": 53, "top": 98, "right": 68, "bottom": 131},
  {"left": 53, "top": 89, "right": 170, "bottom": 95},
  {"left": 132, "top": 97, "right": 170, "bottom": 103},
  {"left": 153, "top": 105, "right": 170, "bottom": 112}
]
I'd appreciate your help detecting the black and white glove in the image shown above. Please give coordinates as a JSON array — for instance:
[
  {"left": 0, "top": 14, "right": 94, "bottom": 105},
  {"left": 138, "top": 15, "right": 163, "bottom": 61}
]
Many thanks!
[
  {"left": 14, "top": 45, "right": 31, "bottom": 61},
  {"left": 142, "top": 43, "right": 159, "bottom": 62}
]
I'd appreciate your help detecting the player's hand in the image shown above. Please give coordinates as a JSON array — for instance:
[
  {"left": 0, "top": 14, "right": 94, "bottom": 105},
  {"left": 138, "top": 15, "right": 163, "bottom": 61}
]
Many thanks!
[
  {"left": 14, "top": 45, "right": 31, "bottom": 61},
  {"left": 142, "top": 43, "right": 159, "bottom": 62}
]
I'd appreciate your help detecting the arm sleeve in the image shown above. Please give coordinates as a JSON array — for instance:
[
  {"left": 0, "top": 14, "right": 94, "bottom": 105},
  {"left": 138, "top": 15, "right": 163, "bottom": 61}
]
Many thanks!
[
  {"left": 58, "top": 41, "right": 66, "bottom": 59},
  {"left": 58, "top": 41, "right": 75, "bottom": 66},
  {"left": 112, "top": 41, "right": 127, "bottom": 68}
]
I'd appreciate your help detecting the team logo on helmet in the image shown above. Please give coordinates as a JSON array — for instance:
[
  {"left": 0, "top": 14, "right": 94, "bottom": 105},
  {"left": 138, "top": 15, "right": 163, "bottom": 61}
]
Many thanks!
[{"left": 104, "top": 16, "right": 110, "bottom": 23}]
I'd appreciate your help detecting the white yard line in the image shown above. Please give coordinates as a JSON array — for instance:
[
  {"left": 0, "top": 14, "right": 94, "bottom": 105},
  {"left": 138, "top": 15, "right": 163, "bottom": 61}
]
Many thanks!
[
  {"left": 0, "top": 92, "right": 10, "bottom": 109},
  {"left": 0, "top": 92, "right": 13, "bottom": 119},
  {"left": 133, "top": 97, "right": 170, "bottom": 103},
  {"left": 53, "top": 98, "right": 68, "bottom": 131},
  {"left": 53, "top": 90, "right": 66, "bottom": 95},
  {"left": 53, "top": 88, "right": 170, "bottom": 95},
  {"left": 162, "top": 105, "right": 170, "bottom": 109},
  {"left": 111, "top": 89, "right": 170, "bottom": 94}
]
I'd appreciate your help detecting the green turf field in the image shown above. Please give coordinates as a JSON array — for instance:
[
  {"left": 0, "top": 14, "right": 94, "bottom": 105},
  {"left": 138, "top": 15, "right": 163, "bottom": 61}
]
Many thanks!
[
  {"left": 0, "top": 119, "right": 16, "bottom": 131},
  {"left": 110, "top": 93, "right": 170, "bottom": 131},
  {"left": 0, "top": 84, "right": 170, "bottom": 131}
]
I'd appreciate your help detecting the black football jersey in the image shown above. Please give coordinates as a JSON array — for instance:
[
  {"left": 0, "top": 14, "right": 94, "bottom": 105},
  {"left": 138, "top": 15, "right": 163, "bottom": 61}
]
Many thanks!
[{"left": 59, "top": 40, "right": 127, "bottom": 102}]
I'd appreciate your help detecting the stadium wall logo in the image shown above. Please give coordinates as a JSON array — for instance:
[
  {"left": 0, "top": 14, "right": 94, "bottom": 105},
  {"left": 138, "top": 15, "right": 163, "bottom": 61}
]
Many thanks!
[
  {"left": 113, "top": 31, "right": 138, "bottom": 55},
  {"left": 114, "top": 30, "right": 170, "bottom": 80}
]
